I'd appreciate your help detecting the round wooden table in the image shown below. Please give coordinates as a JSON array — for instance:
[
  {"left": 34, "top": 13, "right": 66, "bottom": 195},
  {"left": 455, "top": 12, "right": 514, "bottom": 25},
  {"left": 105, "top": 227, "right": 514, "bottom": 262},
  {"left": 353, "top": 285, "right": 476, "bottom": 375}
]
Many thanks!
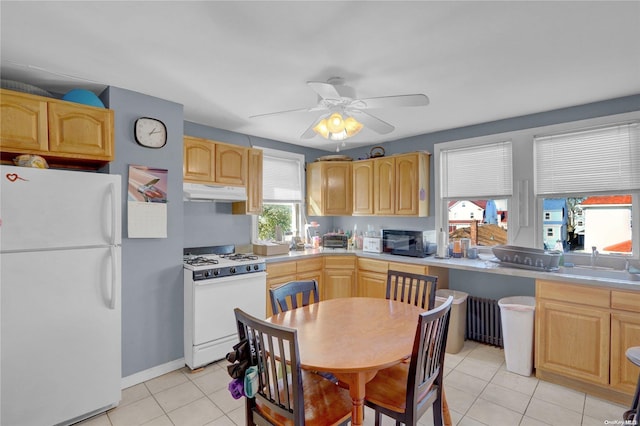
[{"left": 266, "top": 297, "right": 439, "bottom": 426}]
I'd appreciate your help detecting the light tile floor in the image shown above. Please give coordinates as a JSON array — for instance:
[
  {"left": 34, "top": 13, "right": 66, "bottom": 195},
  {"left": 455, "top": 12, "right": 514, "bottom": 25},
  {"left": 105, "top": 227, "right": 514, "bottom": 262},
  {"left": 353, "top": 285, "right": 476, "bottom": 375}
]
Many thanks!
[{"left": 77, "top": 341, "right": 630, "bottom": 426}]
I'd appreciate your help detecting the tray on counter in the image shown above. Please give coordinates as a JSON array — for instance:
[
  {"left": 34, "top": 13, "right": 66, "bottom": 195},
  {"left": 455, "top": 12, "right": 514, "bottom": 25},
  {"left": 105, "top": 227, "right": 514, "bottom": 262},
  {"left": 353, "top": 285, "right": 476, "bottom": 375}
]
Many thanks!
[
  {"left": 492, "top": 245, "right": 562, "bottom": 271},
  {"left": 490, "top": 258, "right": 559, "bottom": 272}
]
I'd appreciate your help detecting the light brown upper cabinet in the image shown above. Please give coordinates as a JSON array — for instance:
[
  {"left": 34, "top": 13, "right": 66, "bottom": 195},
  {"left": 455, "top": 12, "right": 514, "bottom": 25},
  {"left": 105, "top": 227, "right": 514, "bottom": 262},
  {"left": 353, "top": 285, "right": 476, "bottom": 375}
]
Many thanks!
[
  {"left": 352, "top": 161, "right": 374, "bottom": 215},
  {"left": 183, "top": 136, "right": 248, "bottom": 187},
  {"left": 1, "top": 89, "right": 113, "bottom": 166},
  {"left": 394, "top": 152, "right": 430, "bottom": 216},
  {"left": 306, "top": 161, "right": 352, "bottom": 216},
  {"left": 183, "top": 136, "right": 215, "bottom": 183},
  {"left": 233, "top": 148, "right": 263, "bottom": 215},
  {"left": 351, "top": 152, "right": 430, "bottom": 217}
]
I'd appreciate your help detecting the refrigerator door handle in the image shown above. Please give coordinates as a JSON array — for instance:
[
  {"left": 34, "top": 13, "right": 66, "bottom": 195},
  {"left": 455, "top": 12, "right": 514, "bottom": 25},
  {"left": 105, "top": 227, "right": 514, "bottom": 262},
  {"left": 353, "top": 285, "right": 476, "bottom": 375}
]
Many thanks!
[
  {"left": 110, "top": 182, "right": 118, "bottom": 246},
  {"left": 109, "top": 246, "right": 118, "bottom": 310}
]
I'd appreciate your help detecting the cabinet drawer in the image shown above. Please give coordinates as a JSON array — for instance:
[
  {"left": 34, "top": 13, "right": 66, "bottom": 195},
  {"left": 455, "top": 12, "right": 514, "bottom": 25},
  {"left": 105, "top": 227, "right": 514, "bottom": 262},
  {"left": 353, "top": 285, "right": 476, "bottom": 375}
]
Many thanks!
[
  {"left": 357, "top": 258, "right": 388, "bottom": 273},
  {"left": 388, "top": 262, "right": 426, "bottom": 275},
  {"left": 611, "top": 290, "right": 640, "bottom": 313},
  {"left": 324, "top": 256, "right": 356, "bottom": 269},
  {"left": 296, "top": 257, "right": 323, "bottom": 273},
  {"left": 536, "top": 280, "right": 609, "bottom": 308},
  {"left": 266, "top": 261, "right": 297, "bottom": 279}
]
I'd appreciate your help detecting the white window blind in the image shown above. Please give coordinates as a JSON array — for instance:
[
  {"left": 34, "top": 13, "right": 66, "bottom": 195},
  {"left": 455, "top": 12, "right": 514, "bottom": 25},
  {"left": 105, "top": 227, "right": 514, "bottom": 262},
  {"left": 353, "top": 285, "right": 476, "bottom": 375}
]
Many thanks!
[
  {"left": 440, "top": 141, "right": 513, "bottom": 198},
  {"left": 259, "top": 147, "right": 304, "bottom": 202},
  {"left": 534, "top": 122, "right": 640, "bottom": 195}
]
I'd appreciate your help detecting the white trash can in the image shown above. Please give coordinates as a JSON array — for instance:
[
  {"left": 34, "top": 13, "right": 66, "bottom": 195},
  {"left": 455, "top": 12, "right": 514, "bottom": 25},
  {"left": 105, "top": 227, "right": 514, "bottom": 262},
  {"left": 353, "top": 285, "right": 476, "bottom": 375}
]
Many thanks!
[
  {"left": 498, "top": 296, "right": 536, "bottom": 376},
  {"left": 436, "top": 289, "right": 468, "bottom": 354}
]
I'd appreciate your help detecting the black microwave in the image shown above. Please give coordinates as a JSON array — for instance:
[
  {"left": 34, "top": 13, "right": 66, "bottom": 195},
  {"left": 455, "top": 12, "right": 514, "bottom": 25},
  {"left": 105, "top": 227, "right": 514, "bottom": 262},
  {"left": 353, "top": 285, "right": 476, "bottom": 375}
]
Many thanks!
[{"left": 382, "top": 229, "right": 428, "bottom": 258}]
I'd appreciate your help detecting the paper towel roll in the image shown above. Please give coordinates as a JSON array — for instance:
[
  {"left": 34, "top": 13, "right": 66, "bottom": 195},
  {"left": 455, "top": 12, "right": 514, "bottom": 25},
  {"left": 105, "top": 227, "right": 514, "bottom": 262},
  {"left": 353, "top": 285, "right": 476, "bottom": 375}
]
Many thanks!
[{"left": 437, "top": 229, "right": 448, "bottom": 258}]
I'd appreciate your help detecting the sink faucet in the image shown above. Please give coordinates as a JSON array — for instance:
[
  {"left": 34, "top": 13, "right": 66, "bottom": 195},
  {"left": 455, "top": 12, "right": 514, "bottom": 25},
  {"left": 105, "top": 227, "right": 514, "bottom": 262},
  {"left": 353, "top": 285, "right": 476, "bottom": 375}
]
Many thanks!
[{"left": 591, "top": 246, "right": 598, "bottom": 267}]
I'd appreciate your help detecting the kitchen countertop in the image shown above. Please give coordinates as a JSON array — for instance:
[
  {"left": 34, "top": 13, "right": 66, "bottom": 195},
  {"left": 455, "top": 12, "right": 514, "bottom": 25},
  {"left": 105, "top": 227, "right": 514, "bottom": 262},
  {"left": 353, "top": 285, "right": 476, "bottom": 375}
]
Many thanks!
[{"left": 261, "top": 248, "right": 640, "bottom": 291}]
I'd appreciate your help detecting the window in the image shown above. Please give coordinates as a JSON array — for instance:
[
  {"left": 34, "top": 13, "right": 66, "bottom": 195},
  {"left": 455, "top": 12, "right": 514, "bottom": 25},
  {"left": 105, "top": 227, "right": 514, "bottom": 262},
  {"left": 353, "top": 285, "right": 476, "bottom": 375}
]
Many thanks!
[
  {"left": 253, "top": 147, "right": 305, "bottom": 242},
  {"left": 534, "top": 122, "right": 639, "bottom": 255},
  {"left": 439, "top": 141, "right": 512, "bottom": 246}
]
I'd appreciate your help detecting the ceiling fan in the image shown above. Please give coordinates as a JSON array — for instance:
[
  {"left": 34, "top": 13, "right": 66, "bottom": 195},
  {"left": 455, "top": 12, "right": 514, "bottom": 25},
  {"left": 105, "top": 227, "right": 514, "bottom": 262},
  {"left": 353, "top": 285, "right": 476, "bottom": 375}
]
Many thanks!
[{"left": 250, "top": 77, "right": 430, "bottom": 140}]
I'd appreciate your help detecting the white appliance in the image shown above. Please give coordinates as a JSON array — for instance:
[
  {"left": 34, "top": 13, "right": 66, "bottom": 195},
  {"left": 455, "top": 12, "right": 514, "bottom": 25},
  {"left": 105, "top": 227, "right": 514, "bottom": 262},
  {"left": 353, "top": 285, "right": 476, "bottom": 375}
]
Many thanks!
[
  {"left": 362, "top": 236, "right": 383, "bottom": 253},
  {"left": 183, "top": 182, "right": 247, "bottom": 201},
  {"left": 183, "top": 247, "right": 266, "bottom": 369},
  {"left": 1, "top": 165, "right": 121, "bottom": 426}
]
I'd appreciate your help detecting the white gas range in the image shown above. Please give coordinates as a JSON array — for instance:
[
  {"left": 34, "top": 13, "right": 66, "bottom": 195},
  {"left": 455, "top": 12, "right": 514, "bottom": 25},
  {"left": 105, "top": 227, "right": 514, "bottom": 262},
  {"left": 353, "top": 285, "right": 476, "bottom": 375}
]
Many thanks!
[{"left": 183, "top": 246, "right": 266, "bottom": 370}]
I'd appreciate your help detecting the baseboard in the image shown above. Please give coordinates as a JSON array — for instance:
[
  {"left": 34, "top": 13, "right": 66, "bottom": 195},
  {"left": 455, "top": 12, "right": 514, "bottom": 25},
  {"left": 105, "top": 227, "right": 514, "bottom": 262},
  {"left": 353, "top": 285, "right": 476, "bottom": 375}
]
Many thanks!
[{"left": 121, "top": 358, "right": 186, "bottom": 389}]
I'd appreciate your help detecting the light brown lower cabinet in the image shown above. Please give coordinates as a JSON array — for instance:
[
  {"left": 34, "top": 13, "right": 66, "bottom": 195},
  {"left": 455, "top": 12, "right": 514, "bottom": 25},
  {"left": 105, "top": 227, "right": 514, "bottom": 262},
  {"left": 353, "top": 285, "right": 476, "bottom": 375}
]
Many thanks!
[
  {"left": 536, "top": 280, "right": 640, "bottom": 404},
  {"left": 265, "top": 257, "right": 323, "bottom": 317},
  {"left": 323, "top": 256, "right": 356, "bottom": 300}
]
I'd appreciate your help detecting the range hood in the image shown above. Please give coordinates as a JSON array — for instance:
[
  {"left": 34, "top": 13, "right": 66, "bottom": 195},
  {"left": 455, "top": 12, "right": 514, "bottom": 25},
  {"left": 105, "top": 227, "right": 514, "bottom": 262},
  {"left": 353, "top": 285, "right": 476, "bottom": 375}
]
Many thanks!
[{"left": 183, "top": 183, "right": 247, "bottom": 201}]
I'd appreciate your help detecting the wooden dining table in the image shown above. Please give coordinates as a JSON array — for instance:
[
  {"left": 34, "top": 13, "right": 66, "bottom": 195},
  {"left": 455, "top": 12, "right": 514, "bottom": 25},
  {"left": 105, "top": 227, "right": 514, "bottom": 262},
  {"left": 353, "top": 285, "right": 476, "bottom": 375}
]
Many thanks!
[{"left": 266, "top": 297, "right": 451, "bottom": 426}]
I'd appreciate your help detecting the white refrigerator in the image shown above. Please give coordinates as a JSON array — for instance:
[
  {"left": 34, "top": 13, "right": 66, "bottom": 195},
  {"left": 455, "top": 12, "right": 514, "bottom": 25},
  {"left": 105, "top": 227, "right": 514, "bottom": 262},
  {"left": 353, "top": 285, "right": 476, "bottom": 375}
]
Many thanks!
[{"left": 1, "top": 165, "right": 122, "bottom": 426}]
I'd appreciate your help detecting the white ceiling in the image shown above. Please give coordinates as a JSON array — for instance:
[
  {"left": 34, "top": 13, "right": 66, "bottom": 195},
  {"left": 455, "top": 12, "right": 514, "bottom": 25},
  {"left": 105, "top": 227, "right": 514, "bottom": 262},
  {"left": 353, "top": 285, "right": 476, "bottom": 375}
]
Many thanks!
[{"left": 1, "top": 1, "right": 639, "bottom": 152}]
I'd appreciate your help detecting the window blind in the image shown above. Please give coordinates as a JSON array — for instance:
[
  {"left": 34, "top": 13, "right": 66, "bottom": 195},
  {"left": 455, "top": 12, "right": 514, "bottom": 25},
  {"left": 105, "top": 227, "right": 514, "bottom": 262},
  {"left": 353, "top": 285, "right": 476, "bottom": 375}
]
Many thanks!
[
  {"left": 259, "top": 147, "right": 304, "bottom": 202},
  {"left": 534, "top": 122, "right": 640, "bottom": 195},
  {"left": 440, "top": 141, "right": 513, "bottom": 198}
]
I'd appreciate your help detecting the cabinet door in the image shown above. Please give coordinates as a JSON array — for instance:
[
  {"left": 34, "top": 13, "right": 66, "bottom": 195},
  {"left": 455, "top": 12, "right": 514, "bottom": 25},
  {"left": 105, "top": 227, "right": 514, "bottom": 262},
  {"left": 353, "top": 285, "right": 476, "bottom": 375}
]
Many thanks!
[
  {"left": 352, "top": 161, "right": 374, "bottom": 215},
  {"left": 323, "top": 162, "right": 352, "bottom": 215},
  {"left": 374, "top": 157, "right": 395, "bottom": 215},
  {"left": 216, "top": 143, "right": 247, "bottom": 186},
  {"left": 0, "top": 90, "right": 48, "bottom": 152},
  {"left": 265, "top": 261, "right": 298, "bottom": 317},
  {"left": 183, "top": 136, "right": 215, "bottom": 183},
  {"left": 233, "top": 148, "right": 263, "bottom": 214},
  {"left": 306, "top": 162, "right": 323, "bottom": 216},
  {"left": 611, "top": 311, "right": 640, "bottom": 394},
  {"left": 395, "top": 153, "right": 419, "bottom": 215},
  {"left": 48, "top": 102, "right": 113, "bottom": 159},
  {"left": 536, "top": 299, "right": 610, "bottom": 385},
  {"left": 323, "top": 269, "right": 355, "bottom": 299},
  {"left": 357, "top": 271, "right": 387, "bottom": 298}
]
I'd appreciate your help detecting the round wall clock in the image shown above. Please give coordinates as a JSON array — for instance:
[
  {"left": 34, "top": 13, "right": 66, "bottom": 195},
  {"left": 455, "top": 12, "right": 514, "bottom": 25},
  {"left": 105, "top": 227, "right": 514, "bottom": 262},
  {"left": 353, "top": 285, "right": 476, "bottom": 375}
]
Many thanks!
[{"left": 134, "top": 117, "right": 167, "bottom": 148}]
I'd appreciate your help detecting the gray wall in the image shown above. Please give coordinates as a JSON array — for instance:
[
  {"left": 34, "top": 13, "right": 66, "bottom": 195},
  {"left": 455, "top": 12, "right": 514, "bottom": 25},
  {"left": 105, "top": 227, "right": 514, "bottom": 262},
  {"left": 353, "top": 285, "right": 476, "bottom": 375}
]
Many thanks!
[{"left": 102, "top": 87, "right": 185, "bottom": 377}]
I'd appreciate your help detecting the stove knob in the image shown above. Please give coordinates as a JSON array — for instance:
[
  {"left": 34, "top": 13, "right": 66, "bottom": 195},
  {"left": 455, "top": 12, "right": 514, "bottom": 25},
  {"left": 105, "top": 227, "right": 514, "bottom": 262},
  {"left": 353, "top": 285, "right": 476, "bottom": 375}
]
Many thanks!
[
  {"left": 213, "top": 269, "right": 219, "bottom": 276},
  {"left": 246, "top": 265, "right": 251, "bottom": 272},
  {"left": 204, "top": 271, "right": 210, "bottom": 278},
  {"left": 253, "top": 264, "right": 260, "bottom": 271},
  {"left": 230, "top": 267, "right": 236, "bottom": 274}
]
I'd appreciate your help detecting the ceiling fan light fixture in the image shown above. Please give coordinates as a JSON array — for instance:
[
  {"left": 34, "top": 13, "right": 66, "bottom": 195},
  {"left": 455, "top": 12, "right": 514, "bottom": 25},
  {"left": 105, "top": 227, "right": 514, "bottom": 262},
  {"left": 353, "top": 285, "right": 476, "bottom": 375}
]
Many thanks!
[
  {"left": 312, "top": 112, "right": 363, "bottom": 141},
  {"left": 326, "top": 112, "right": 345, "bottom": 133}
]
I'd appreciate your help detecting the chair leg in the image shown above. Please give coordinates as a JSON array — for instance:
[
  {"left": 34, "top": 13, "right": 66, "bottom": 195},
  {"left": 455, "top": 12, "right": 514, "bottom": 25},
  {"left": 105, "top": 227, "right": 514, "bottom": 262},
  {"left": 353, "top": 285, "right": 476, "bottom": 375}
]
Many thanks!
[
  {"left": 433, "top": 392, "right": 443, "bottom": 426},
  {"left": 624, "top": 372, "right": 640, "bottom": 422},
  {"left": 442, "top": 388, "right": 452, "bottom": 426},
  {"left": 374, "top": 410, "right": 382, "bottom": 426}
]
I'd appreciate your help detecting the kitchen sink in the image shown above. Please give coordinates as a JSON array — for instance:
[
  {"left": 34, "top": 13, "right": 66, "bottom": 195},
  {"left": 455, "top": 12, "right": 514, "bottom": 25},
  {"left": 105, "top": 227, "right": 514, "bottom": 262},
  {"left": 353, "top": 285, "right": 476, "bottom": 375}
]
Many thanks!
[{"left": 558, "top": 266, "right": 640, "bottom": 282}]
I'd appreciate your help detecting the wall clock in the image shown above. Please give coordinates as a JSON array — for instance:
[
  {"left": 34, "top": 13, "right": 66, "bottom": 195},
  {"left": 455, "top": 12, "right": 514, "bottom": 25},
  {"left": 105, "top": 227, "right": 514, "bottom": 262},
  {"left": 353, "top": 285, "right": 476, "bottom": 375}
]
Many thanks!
[{"left": 134, "top": 117, "right": 167, "bottom": 148}]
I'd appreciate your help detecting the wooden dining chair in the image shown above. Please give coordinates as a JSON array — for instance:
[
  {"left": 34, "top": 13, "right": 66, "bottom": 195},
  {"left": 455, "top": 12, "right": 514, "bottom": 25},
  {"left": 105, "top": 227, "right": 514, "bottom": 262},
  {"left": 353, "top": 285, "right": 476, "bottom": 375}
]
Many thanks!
[
  {"left": 269, "top": 279, "right": 342, "bottom": 386},
  {"left": 234, "top": 308, "right": 352, "bottom": 426},
  {"left": 364, "top": 296, "right": 453, "bottom": 426},
  {"left": 270, "top": 280, "right": 320, "bottom": 314},
  {"left": 386, "top": 270, "right": 438, "bottom": 310}
]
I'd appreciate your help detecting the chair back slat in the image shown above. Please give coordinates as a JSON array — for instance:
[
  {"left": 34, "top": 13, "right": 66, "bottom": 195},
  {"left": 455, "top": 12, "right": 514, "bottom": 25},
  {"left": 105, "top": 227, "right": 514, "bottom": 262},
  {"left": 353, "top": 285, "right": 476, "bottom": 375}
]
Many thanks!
[
  {"left": 234, "top": 308, "right": 305, "bottom": 424},
  {"left": 386, "top": 270, "right": 438, "bottom": 310},
  {"left": 408, "top": 296, "right": 453, "bottom": 415},
  {"left": 270, "top": 280, "right": 320, "bottom": 314}
]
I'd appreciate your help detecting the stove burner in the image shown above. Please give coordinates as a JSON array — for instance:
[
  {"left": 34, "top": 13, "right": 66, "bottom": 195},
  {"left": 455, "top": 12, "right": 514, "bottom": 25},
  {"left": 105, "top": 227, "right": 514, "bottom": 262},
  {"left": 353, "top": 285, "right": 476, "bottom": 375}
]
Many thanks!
[
  {"left": 220, "top": 253, "right": 259, "bottom": 262},
  {"left": 184, "top": 256, "right": 219, "bottom": 266}
]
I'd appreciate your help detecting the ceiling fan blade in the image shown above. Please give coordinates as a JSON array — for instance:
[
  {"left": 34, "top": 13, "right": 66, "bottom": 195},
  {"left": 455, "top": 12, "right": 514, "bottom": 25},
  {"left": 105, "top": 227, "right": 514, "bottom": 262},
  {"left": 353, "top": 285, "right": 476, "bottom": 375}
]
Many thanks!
[
  {"left": 356, "top": 94, "right": 429, "bottom": 109},
  {"left": 249, "top": 106, "right": 310, "bottom": 119},
  {"left": 307, "top": 81, "right": 343, "bottom": 100},
  {"left": 349, "top": 110, "right": 395, "bottom": 135}
]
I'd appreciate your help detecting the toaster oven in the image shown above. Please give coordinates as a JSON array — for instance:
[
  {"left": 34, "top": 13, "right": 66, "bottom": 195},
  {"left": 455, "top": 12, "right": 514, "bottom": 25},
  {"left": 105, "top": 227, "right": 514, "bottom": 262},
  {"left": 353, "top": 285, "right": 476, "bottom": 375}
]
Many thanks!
[{"left": 322, "top": 234, "right": 349, "bottom": 249}]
